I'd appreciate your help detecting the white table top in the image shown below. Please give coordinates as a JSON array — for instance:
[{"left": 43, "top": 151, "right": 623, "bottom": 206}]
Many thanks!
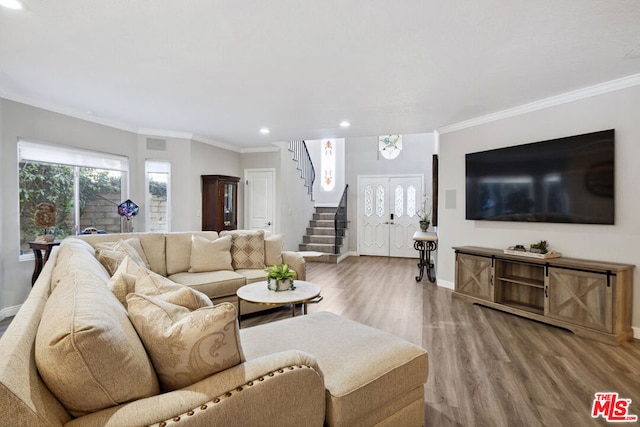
[
  {"left": 412, "top": 231, "right": 438, "bottom": 242},
  {"left": 236, "top": 280, "right": 321, "bottom": 305}
]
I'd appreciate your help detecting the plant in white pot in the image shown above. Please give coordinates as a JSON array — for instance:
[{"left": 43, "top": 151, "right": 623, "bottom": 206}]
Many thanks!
[
  {"left": 266, "top": 263, "right": 296, "bottom": 291},
  {"left": 417, "top": 194, "right": 431, "bottom": 232}
]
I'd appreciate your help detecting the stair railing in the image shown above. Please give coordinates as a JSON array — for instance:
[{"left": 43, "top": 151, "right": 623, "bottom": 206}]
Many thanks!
[
  {"left": 288, "top": 140, "right": 315, "bottom": 201},
  {"left": 334, "top": 185, "right": 349, "bottom": 254}
]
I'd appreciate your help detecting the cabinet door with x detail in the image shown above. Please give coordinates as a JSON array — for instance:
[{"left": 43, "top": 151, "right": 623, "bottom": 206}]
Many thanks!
[
  {"left": 545, "top": 267, "right": 613, "bottom": 333},
  {"left": 455, "top": 253, "right": 494, "bottom": 302}
]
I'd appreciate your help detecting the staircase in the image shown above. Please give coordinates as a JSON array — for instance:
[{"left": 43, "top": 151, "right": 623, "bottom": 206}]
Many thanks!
[{"left": 299, "top": 207, "right": 348, "bottom": 263}]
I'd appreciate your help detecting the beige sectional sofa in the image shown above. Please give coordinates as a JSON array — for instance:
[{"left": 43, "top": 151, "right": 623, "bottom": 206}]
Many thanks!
[
  {"left": 76, "top": 230, "right": 306, "bottom": 314},
  {"left": 0, "top": 231, "right": 429, "bottom": 426}
]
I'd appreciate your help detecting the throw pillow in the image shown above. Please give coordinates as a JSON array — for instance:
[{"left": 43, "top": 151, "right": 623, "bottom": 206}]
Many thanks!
[
  {"left": 113, "top": 239, "right": 150, "bottom": 269},
  {"left": 35, "top": 271, "right": 160, "bottom": 417},
  {"left": 96, "top": 239, "right": 148, "bottom": 275},
  {"left": 221, "top": 230, "right": 266, "bottom": 269},
  {"left": 95, "top": 238, "right": 151, "bottom": 269},
  {"left": 97, "top": 249, "right": 128, "bottom": 276},
  {"left": 188, "top": 235, "right": 233, "bottom": 273},
  {"left": 264, "top": 234, "right": 284, "bottom": 266},
  {"left": 126, "top": 297, "right": 244, "bottom": 392},
  {"left": 135, "top": 267, "right": 212, "bottom": 310},
  {"left": 107, "top": 255, "right": 142, "bottom": 306}
]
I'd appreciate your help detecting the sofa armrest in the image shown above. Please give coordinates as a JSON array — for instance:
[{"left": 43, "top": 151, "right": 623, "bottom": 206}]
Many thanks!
[
  {"left": 282, "top": 251, "right": 306, "bottom": 281},
  {"left": 66, "top": 350, "right": 325, "bottom": 427}
]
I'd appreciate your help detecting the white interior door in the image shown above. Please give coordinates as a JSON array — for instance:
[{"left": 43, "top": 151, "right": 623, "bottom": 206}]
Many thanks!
[
  {"left": 389, "top": 176, "right": 421, "bottom": 257},
  {"left": 358, "top": 175, "right": 422, "bottom": 258},
  {"left": 359, "top": 177, "right": 390, "bottom": 256},
  {"left": 244, "top": 169, "right": 275, "bottom": 233}
]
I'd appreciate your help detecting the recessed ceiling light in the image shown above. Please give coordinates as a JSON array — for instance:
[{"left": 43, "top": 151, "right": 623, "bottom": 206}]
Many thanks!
[
  {"left": 340, "top": 121, "right": 350, "bottom": 128},
  {"left": 0, "top": 0, "right": 24, "bottom": 10},
  {"left": 260, "top": 128, "right": 270, "bottom": 134}
]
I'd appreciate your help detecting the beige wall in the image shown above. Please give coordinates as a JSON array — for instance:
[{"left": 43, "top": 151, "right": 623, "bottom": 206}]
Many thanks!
[
  {"left": 345, "top": 133, "right": 436, "bottom": 252},
  {"left": 437, "top": 85, "right": 640, "bottom": 331},
  {"left": 0, "top": 99, "right": 242, "bottom": 313},
  {"left": 190, "top": 141, "right": 242, "bottom": 230}
]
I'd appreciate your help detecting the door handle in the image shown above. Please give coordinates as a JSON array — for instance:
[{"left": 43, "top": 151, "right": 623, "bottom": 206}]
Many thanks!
[{"left": 266, "top": 221, "right": 272, "bottom": 226}]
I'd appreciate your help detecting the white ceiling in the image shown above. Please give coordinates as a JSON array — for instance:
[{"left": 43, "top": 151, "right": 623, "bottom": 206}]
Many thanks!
[{"left": 1, "top": 1, "right": 640, "bottom": 150}]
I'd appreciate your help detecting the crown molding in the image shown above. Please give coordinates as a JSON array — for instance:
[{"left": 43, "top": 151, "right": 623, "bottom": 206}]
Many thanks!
[
  {"left": 437, "top": 73, "right": 640, "bottom": 134},
  {"left": 137, "top": 128, "right": 193, "bottom": 140},
  {"left": 1, "top": 93, "right": 140, "bottom": 134},
  {"left": 190, "top": 134, "right": 242, "bottom": 153},
  {"left": 240, "top": 144, "right": 281, "bottom": 154}
]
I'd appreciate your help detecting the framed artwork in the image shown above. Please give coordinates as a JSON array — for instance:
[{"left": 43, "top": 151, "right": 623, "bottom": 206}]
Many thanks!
[{"left": 378, "top": 135, "right": 402, "bottom": 159}]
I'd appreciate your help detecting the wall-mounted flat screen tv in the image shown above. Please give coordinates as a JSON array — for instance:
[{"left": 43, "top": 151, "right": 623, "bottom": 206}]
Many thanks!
[{"left": 465, "top": 129, "right": 614, "bottom": 224}]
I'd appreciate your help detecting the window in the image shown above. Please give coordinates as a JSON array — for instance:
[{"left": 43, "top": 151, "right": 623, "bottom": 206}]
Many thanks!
[
  {"left": 321, "top": 139, "right": 336, "bottom": 191},
  {"left": 145, "top": 160, "right": 170, "bottom": 232},
  {"left": 18, "top": 140, "right": 129, "bottom": 255}
]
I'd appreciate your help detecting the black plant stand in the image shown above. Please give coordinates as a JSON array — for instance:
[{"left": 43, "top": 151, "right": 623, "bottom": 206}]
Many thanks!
[{"left": 412, "top": 232, "right": 437, "bottom": 282}]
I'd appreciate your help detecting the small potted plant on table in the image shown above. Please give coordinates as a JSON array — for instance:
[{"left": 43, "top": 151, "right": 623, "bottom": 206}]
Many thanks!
[
  {"left": 529, "top": 240, "right": 548, "bottom": 254},
  {"left": 266, "top": 263, "right": 296, "bottom": 291},
  {"left": 417, "top": 194, "right": 431, "bottom": 232}
]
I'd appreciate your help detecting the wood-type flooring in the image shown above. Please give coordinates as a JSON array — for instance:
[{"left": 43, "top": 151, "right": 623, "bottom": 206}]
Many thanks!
[
  {"left": 242, "top": 256, "right": 640, "bottom": 427},
  {"left": 1, "top": 255, "right": 638, "bottom": 426}
]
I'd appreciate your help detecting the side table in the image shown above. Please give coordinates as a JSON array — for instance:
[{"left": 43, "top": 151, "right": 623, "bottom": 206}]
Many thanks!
[
  {"left": 28, "top": 241, "right": 61, "bottom": 286},
  {"left": 412, "top": 231, "right": 438, "bottom": 283}
]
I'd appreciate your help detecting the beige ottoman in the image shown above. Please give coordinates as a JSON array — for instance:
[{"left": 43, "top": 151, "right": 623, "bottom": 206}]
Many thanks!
[{"left": 240, "top": 312, "right": 428, "bottom": 427}]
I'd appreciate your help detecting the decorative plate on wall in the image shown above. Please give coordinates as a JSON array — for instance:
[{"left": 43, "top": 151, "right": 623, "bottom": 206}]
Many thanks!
[{"left": 378, "top": 135, "right": 402, "bottom": 159}]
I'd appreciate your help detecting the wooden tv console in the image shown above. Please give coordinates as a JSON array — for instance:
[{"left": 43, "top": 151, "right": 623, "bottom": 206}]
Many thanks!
[{"left": 453, "top": 246, "right": 634, "bottom": 345}]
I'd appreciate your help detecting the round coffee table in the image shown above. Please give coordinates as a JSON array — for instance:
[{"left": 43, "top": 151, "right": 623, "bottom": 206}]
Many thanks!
[{"left": 236, "top": 280, "right": 322, "bottom": 326}]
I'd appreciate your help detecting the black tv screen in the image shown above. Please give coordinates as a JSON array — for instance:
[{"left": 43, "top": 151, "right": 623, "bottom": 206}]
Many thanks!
[{"left": 465, "top": 129, "right": 614, "bottom": 224}]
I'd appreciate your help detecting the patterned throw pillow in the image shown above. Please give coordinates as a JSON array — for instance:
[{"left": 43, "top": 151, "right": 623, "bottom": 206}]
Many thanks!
[
  {"left": 221, "top": 230, "right": 266, "bottom": 270},
  {"left": 107, "top": 256, "right": 142, "bottom": 306},
  {"left": 135, "top": 268, "right": 212, "bottom": 310},
  {"left": 96, "top": 239, "right": 148, "bottom": 275},
  {"left": 188, "top": 235, "right": 233, "bottom": 272},
  {"left": 126, "top": 297, "right": 244, "bottom": 392},
  {"left": 95, "top": 238, "right": 150, "bottom": 269}
]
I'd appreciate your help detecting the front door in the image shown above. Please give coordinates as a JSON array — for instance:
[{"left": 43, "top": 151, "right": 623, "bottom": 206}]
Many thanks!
[
  {"left": 358, "top": 175, "right": 422, "bottom": 258},
  {"left": 244, "top": 169, "right": 275, "bottom": 233}
]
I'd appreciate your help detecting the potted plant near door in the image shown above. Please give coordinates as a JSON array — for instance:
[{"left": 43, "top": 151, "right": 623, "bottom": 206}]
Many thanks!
[
  {"left": 266, "top": 263, "right": 296, "bottom": 291},
  {"left": 417, "top": 194, "right": 431, "bottom": 232}
]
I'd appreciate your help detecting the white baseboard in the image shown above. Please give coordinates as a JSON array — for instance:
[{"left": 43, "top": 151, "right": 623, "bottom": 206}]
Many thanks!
[
  {"left": 337, "top": 251, "right": 358, "bottom": 263},
  {"left": 0, "top": 305, "right": 22, "bottom": 321},
  {"left": 633, "top": 326, "right": 640, "bottom": 340},
  {"left": 436, "top": 279, "right": 455, "bottom": 290}
]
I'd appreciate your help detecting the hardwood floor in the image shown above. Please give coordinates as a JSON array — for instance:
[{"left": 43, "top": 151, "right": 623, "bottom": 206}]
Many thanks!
[
  {"left": 2, "top": 255, "right": 638, "bottom": 426},
  {"left": 243, "top": 256, "right": 640, "bottom": 427}
]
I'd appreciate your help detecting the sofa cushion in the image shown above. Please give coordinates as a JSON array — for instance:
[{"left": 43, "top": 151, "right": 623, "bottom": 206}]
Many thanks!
[
  {"left": 264, "top": 234, "right": 284, "bottom": 266},
  {"left": 189, "top": 235, "right": 233, "bottom": 273},
  {"left": 234, "top": 268, "right": 269, "bottom": 284},
  {"left": 169, "top": 270, "right": 247, "bottom": 299},
  {"left": 165, "top": 232, "right": 219, "bottom": 275},
  {"left": 127, "top": 297, "right": 244, "bottom": 392},
  {"left": 51, "top": 238, "right": 110, "bottom": 290},
  {"left": 135, "top": 267, "right": 212, "bottom": 310},
  {"left": 240, "top": 312, "right": 429, "bottom": 427},
  {"left": 35, "top": 270, "right": 160, "bottom": 417},
  {"left": 221, "top": 230, "right": 266, "bottom": 270}
]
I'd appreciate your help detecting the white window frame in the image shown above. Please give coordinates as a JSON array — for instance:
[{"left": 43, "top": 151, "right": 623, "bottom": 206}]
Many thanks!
[
  {"left": 18, "top": 139, "right": 129, "bottom": 259},
  {"left": 145, "top": 159, "right": 171, "bottom": 232}
]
